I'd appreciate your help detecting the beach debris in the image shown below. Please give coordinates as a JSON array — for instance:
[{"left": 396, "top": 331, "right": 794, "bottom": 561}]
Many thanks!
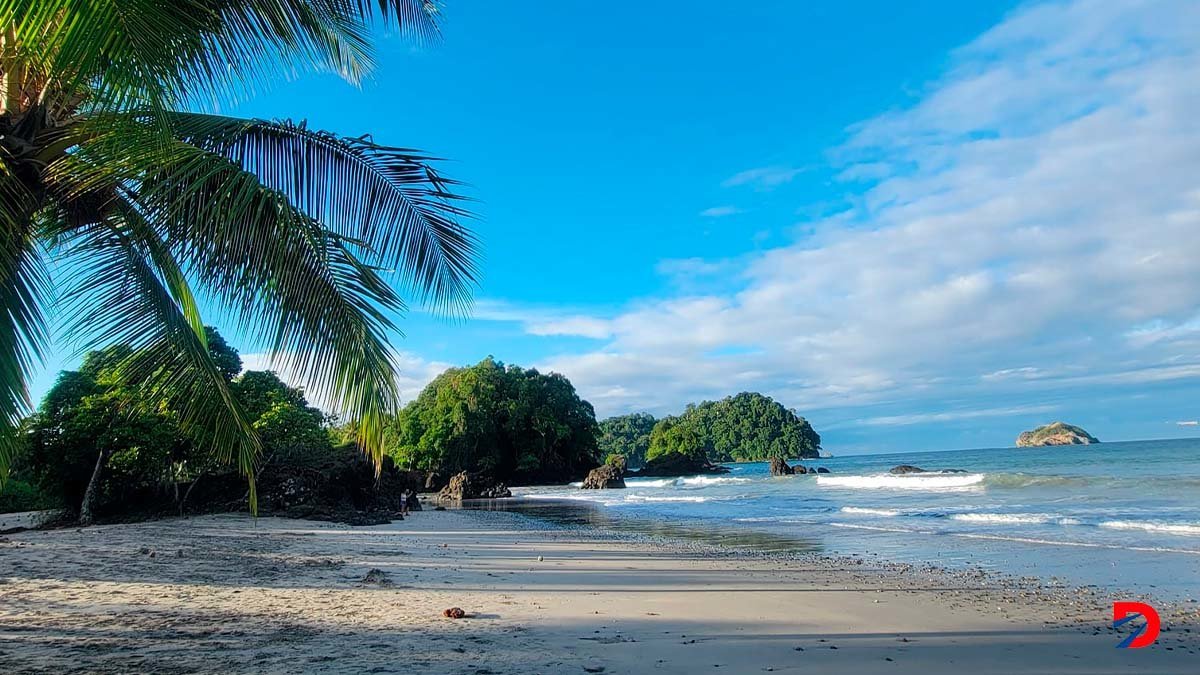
[
  {"left": 443, "top": 607, "right": 466, "bottom": 619},
  {"left": 582, "top": 665, "right": 605, "bottom": 673},
  {"left": 361, "top": 568, "right": 394, "bottom": 586},
  {"left": 138, "top": 547, "right": 151, "bottom": 555},
  {"left": 537, "top": 555, "right": 544, "bottom": 562}
]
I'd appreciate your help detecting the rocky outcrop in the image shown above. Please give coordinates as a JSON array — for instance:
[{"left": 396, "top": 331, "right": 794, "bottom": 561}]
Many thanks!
[
  {"left": 436, "top": 472, "right": 512, "bottom": 502},
  {"left": 769, "top": 457, "right": 794, "bottom": 476},
  {"left": 581, "top": 464, "right": 626, "bottom": 489},
  {"left": 1016, "top": 422, "right": 1100, "bottom": 447},
  {"left": 626, "top": 453, "right": 731, "bottom": 478},
  {"left": 815, "top": 467, "right": 830, "bottom": 473},
  {"left": 889, "top": 465, "right": 926, "bottom": 474},
  {"left": 770, "top": 458, "right": 811, "bottom": 475}
]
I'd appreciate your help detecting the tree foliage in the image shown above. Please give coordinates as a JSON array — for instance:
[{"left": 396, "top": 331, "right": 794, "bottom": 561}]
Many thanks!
[
  {"left": 12, "top": 328, "right": 331, "bottom": 518},
  {"left": 0, "top": 1, "right": 479, "bottom": 507},
  {"left": 646, "top": 393, "right": 820, "bottom": 463},
  {"left": 645, "top": 416, "right": 712, "bottom": 464},
  {"left": 385, "top": 358, "right": 600, "bottom": 483},
  {"left": 597, "top": 412, "right": 656, "bottom": 468}
]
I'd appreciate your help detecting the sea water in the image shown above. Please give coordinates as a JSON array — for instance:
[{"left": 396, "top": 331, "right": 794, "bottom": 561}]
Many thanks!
[{"left": 512, "top": 438, "right": 1200, "bottom": 600}]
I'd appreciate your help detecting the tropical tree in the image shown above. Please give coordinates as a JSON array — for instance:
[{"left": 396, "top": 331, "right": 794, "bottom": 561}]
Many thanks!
[
  {"left": 597, "top": 412, "right": 657, "bottom": 468},
  {"left": 386, "top": 357, "right": 601, "bottom": 483},
  {"left": 0, "top": 1, "right": 479, "bottom": 506}
]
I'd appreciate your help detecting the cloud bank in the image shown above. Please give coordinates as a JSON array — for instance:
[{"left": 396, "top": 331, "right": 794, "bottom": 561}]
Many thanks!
[{"left": 528, "top": 0, "right": 1200, "bottom": 435}]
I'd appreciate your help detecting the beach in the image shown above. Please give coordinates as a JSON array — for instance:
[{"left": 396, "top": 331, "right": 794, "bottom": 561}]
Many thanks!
[{"left": 1, "top": 508, "right": 1197, "bottom": 674}]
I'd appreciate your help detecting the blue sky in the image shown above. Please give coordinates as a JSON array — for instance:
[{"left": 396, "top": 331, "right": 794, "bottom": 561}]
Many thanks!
[{"left": 34, "top": 0, "right": 1200, "bottom": 454}]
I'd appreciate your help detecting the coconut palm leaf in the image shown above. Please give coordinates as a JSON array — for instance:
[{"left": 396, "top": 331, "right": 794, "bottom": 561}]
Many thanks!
[
  {"left": 55, "top": 205, "right": 262, "bottom": 504},
  {"left": 165, "top": 112, "right": 478, "bottom": 313},
  {"left": 0, "top": 0, "right": 478, "bottom": 500}
]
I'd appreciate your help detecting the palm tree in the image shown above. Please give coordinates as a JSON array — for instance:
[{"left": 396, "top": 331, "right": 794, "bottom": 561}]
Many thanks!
[{"left": 0, "top": 1, "right": 479, "bottom": 507}]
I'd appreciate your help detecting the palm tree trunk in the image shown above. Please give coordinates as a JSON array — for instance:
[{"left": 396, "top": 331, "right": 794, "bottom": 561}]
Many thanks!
[{"left": 79, "top": 450, "right": 106, "bottom": 526}]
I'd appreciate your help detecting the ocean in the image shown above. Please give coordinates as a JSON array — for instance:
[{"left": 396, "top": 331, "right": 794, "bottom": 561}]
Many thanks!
[{"left": 512, "top": 437, "right": 1200, "bottom": 600}]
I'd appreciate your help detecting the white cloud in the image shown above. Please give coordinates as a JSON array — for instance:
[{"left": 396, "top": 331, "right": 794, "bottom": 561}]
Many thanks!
[
  {"left": 721, "top": 165, "right": 803, "bottom": 189},
  {"left": 1177, "top": 420, "right": 1199, "bottom": 427},
  {"left": 472, "top": 300, "right": 613, "bottom": 339},
  {"left": 530, "top": 0, "right": 1200, "bottom": 424},
  {"left": 699, "top": 205, "right": 743, "bottom": 218}
]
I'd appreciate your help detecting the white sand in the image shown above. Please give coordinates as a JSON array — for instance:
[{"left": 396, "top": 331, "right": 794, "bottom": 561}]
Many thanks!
[{"left": 1, "top": 509, "right": 1196, "bottom": 673}]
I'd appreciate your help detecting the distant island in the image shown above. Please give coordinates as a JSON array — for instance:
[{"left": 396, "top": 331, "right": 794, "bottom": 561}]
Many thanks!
[{"left": 1015, "top": 422, "right": 1100, "bottom": 447}]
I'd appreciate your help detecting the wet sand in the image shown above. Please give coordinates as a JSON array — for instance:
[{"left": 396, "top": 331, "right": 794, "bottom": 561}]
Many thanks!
[{"left": 0, "top": 508, "right": 1196, "bottom": 673}]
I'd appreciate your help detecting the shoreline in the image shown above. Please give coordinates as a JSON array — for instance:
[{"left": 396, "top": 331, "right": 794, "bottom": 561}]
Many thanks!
[{"left": 1, "top": 507, "right": 1197, "bottom": 673}]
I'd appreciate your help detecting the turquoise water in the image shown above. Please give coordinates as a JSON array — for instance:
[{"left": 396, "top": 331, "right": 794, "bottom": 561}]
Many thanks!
[{"left": 514, "top": 438, "right": 1200, "bottom": 600}]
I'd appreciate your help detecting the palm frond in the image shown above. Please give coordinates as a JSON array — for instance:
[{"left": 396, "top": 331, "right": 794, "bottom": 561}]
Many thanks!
[
  {"left": 55, "top": 204, "right": 262, "bottom": 507},
  {"left": 127, "top": 139, "right": 408, "bottom": 462},
  {"left": 0, "top": 173, "right": 49, "bottom": 483},
  {"left": 167, "top": 112, "right": 479, "bottom": 314},
  {"left": 4, "top": 0, "right": 377, "bottom": 116}
]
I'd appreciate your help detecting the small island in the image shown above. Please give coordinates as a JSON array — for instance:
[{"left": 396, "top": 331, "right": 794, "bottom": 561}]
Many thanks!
[{"left": 1015, "top": 422, "right": 1100, "bottom": 447}]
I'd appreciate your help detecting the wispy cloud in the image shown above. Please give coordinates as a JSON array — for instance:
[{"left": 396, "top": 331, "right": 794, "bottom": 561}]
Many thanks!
[
  {"left": 699, "top": 205, "right": 743, "bottom": 218},
  {"left": 1177, "top": 420, "right": 1199, "bottom": 427},
  {"left": 473, "top": 300, "right": 613, "bottom": 340},
  {"left": 859, "top": 404, "right": 1060, "bottom": 427},
  {"left": 721, "top": 165, "right": 803, "bottom": 190}
]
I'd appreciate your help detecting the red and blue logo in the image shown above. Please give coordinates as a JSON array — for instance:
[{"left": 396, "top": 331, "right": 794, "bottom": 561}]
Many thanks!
[{"left": 1112, "top": 601, "right": 1160, "bottom": 649}]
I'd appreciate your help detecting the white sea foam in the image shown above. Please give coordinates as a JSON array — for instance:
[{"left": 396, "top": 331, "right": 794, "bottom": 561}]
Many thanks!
[
  {"left": 828, "top": 523, "right": 931, "bottom": 535},
  {"left": 840, "top": 507, "right": 901, "bottom": 517},
  {"left": 623, "top": 476, "right": 751, "bottom": 489},
  {"left": 950, "top": 532, "right": 1200, "bottom": 555},
  {"left": 817, "top": 473, "right": 985, "bottom": 490},
  {"left": 951, "top": 513, "right": 1052, "bottom": 525},
  {"left": 623, "top": 479, "right": 674, "bottom": 488},
  {"left": 1099, "top": 520, "right": 1200, "bottom": 536},
  {"left": 677, "top": 476, "right": 751, "bottom": 487},
  {"left": 624, "top": 495, "right": 710, "bottom": 503}
]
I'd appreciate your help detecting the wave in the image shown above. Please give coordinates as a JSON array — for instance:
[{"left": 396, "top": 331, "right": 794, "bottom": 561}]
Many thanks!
[
  {"left": 623, "top": 476, "right": 751, "bottom": 489},
  {"left": 840, "top": 507, "right": 901, "bottom": 517},
  {"left": 828, "top": 523, "right": 932, "bottom": 535},
  {"left": 951, "top": 512, "right": 1052, "bottom": 525},
  {"left": 678, "top": 476, "right": 752, "bottom": 487},
  {"left": 817, "top": 473, "right": 985, "bottom": 490},
  {"left": 1099, "top": 520, "right": 1200, "bottom": 537},
  {"left": 624, "top": 495, "right": 712, "bottom": 503},
  {"left": 949, "top": 532, "right": 1200, "bottom": 555}
]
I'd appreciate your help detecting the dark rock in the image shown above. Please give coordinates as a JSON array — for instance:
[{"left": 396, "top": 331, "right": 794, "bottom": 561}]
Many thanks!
[
  {"left": 627, "top": 453, "right": 730, "bottom": 478},
  {"left": 769, "top": 457, "right": 795, "bottom": 476},
  {"left": 581, "top": 464, "right": 626, "bottom": 489},
  {"left": 442, "top": 607, "right": 466, "bottom": 619},
  {"left": 888, "top": 465, "right": 965, "bottom": 476},
  {"left": 815, "top": 467, "right": 830, "bottom": 474},
  {"left": 361, "top": 568, "right": 393, "bottom": 586},
  {"left": 478, "top": 482, "right": 512, "bottom": 499},
  {"left": 437, "top": 471, "right": 512, "bottom": 501}
]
